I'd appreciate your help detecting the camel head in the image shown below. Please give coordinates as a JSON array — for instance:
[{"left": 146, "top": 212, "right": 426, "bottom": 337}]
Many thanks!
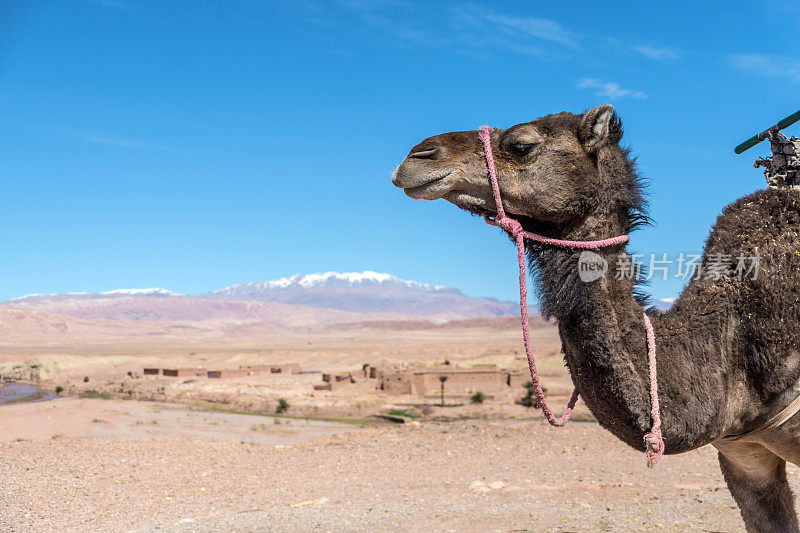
[{"left": 392, "top": 105, "right": 644, "bottom": 230}]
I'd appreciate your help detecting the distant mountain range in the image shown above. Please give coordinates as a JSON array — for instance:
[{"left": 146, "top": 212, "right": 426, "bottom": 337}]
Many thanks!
[
  {"left": 4, "top": 271, "right": 519, "bottom": 324},
  {"left": 1, "top": 272, "right": 675, "bottom": 342}
]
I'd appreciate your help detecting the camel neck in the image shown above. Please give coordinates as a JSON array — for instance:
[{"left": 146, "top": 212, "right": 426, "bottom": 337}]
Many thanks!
[{"left": 531, "top": 241, "right": 666, "bottom": 451}]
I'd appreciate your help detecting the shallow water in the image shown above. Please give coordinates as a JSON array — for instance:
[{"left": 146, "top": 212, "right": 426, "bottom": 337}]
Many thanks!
[{"left": 0, "top": 383, "right": 59, "bottom": 405}]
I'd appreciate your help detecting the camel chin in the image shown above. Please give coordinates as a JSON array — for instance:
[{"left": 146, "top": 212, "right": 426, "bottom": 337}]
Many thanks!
[
  {"left": 443, "top": 191, "right": 494, "bottom": 215},
  {"left": 401, "top": 179, "right": 452, "bottom": 200}
]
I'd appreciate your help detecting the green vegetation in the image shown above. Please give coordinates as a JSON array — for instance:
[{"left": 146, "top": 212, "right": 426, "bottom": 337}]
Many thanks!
[
  {"left": 385, "top": 408, "right": 420, "bottom": 419},
  {"left": 83, "top": 376, "right": 89, "bottom": 383},
  {"left": 470, "top": 391, "right": 486, "bottom": 404},
  {"left": 276, "top": 398, "right": 289, "bottom": 414},
  {"left": 438, "top": 375, "right": 448, "bottom": 407},
  {"left": 55, "top": 385, "right": 64, "bottom": 394},
  {"left": 519, "top": 381, "right": 544, "bottom": 409},
  {"left": 78, "top": 390, "right": 112, "bottom": 400},
  {"left": 133, "top": 420, "right": 159, "bottom": 426}
]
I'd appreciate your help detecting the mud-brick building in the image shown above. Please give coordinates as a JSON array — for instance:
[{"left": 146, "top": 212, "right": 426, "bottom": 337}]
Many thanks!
[
  {"left": 162, "top": 367, "right": 205, "bottom": 377},
  {"left": 506, "top": 370, "right": 529, "bottom": 388},
  {"left": 410, "top": 369, "right": 508, "bottom": 395},
  {"left": 207, "top": 369, "right": 252, "bottom": 379},
  {"left": 314, "top": 372, "right": 355, "bottom": 391},
  {"left": 375, "top": 367, "right": 516, "bottom": 396},
  {"left": 380, "top": 371, "right": 413, "bottom": 394}
]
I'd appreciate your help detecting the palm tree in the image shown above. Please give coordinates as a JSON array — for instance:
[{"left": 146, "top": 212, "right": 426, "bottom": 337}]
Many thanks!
[{"left": 438, "top": 375, "right": 448, "bottom": 407}]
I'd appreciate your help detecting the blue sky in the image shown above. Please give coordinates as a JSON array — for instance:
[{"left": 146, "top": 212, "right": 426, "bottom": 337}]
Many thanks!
[{"left": 1, "top": 0, "right": 798, "bottom": 303}]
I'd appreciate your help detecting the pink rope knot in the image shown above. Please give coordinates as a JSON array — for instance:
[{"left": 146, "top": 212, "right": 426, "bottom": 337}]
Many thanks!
[
  {"left": 644, "top": 429, "right": 665, "bottom": 468},
  {"left": 495, "top": 216, "right": 524, "bottom": 238}
]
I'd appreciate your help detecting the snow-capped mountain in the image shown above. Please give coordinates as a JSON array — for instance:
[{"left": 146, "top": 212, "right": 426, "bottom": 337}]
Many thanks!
[
  {"left": 3, "top": 272, "right": 519, "bottom": 323},
  {"left": 204, "top": 271, "right": 513, "bottom": 316},
  {"left": 208, "top": 271, "right": 458, "bottom": 297},
  {"left": 101, "top": 288, "right": 181, "bottom": 296},
  {"left": 11, "top": 288, "right": 180, "bottom": 302}
]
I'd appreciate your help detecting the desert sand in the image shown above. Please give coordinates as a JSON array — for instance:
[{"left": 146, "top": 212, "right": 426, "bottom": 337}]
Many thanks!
[
  {"left": 2, "top": 396, "right": 791, "bottom": 532},
  {"left": 2, "top": 321, "right": 798, "bottom": 531}
]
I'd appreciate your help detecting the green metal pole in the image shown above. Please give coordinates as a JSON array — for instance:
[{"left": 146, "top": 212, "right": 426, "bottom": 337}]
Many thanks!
[{"left": 735, "top": 109, "right": 800, "bottom": 154}]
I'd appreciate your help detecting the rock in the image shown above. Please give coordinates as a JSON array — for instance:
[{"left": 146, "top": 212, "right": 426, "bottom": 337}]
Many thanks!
[
  {"left": 290, "top": 496, "right": 329, "bottom": 508},
  {"left": 470, "top": 480, "right": 493, "bottom": 493},
  {"left": 488, "top": 481, "right": 505, "bottom": 490},
  {"left": 291, "top": 500, "right": 315, "bottom": 508}
]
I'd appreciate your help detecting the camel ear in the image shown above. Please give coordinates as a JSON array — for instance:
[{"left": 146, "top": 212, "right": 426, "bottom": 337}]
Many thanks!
[{"left": 579, "top": 104, "right": 622, "bottom": 152}]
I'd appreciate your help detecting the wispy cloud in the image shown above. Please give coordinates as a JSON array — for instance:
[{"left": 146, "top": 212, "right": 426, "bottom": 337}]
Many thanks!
[
  {"left": 576, "top": 78, "right": 648, "bottom": 101},
  {"left": 60, "top": 127, "right": 186, "bottom": 152},
  {"left": 633, "top": 45, "right": 679, "bottom": 62},
  {"left": 481, "top": 13, "right": 581, "bottom": 49},
  {"left": 305, "top": 1, "right": 580, "bottom": 60},
  {"left": 728, "top": 53, "right": 800, "bottom": 83}
]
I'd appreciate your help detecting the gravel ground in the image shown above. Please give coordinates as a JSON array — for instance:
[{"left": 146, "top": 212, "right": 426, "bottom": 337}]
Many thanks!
[
  {"left": 0, "top": 398, "right": 362, "bottom": 444},
  {"left": 3, "top": 416, "right": 795, "bottom": 532}
]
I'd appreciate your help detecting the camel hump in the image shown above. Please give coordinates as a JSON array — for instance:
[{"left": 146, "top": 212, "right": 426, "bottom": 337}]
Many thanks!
[{"left": 706, "top": 188, "right": 800, "bottom": 256}]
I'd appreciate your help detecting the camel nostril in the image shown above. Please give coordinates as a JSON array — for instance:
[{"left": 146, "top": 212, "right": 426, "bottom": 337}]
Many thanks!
[{"left": 407, "top": 147, "right": 440, "bottom": 159}]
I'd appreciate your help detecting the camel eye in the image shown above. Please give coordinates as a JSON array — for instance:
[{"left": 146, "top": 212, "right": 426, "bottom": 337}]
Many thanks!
[{"left": 510, "top": 142, "right": 536, "bottom": 155}]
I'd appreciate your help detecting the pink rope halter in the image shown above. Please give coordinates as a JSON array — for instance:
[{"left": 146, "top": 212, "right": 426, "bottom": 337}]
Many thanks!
[{"left": 478, "top": 125, "right": 664, "bottom": 468}]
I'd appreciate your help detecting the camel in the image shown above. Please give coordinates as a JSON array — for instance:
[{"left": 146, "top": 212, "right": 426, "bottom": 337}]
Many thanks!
[{"left": 391, "top": 105, "right": 800, "bottom": 532}]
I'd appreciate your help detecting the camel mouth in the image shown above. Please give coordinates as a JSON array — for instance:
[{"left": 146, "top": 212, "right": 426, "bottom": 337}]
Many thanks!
[{"left": 394, "top": 169, "right": 456, "bottom": 200}]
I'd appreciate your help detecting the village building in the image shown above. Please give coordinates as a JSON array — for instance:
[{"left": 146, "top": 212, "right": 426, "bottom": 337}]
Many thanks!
[
  {"left": 364, "top": 363, "right": 529, "bottom": 396},
  {"left": 207, "top": 369, "right": 252, "bottom": 379},
  {"left": 314, "top": 372, "right": 356, "bottom": 391},
  {"left": 162, "top": 367, "right": 205, "bottom": 378}
]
